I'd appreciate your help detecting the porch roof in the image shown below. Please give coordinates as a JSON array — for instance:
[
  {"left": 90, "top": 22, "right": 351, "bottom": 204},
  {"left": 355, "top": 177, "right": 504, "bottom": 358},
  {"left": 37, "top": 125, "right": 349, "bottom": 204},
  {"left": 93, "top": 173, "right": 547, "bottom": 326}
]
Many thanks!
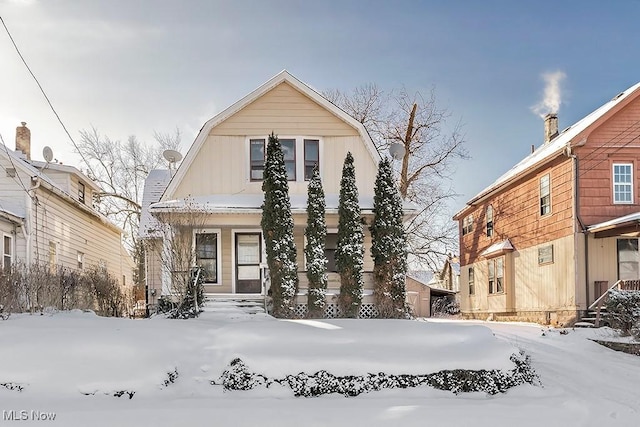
[
  {"left": 148, "top": 193, "right": 418, "bottom": 215},
  {"left": 480, "top": 239, "right": 514, "bottom": 257},
  {"left": 587, "top": 211, "right": 640, "bottom": 238},
  {"left": 0, "top": 208, "right": 24, "bottom": 225}
]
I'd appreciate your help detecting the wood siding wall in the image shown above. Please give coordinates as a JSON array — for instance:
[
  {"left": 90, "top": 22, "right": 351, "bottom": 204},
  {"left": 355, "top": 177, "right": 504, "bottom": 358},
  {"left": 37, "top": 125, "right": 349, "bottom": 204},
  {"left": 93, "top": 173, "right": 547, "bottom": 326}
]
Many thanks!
[
  {"left": 459, "top": 234, "right": 578, "bottom": 313},
  {"left": 172, "top": 82, "right": 378, "bottom": 201},
  {"left": 576, "top": 96, "right": 640, "bottom": 225},
  {"left": 459, "top": 155, "right": 574, "bottom": 266}
]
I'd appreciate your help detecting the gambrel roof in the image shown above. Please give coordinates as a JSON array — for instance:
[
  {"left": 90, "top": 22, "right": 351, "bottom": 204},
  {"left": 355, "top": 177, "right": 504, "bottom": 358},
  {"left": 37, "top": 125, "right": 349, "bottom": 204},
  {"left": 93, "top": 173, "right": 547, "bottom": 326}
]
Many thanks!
[{"left": 161, "top": 70, "right": 381, "bottom": 200}]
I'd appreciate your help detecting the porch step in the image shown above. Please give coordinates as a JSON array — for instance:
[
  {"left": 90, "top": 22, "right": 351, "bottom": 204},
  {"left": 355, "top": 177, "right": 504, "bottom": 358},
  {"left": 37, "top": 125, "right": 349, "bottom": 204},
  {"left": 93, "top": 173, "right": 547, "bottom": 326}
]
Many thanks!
[
  {"left": 203, "top": 296, "right": 267, "bottom": 316},
  {"left": 573, "top": 321, "right": 595, "bottom": 328}
]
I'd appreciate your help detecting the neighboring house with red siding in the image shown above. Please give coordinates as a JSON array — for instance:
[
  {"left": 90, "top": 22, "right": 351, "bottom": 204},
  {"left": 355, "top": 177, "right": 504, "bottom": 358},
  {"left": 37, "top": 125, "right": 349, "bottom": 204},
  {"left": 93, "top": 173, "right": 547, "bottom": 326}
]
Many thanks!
[{"left": 454, "top": 82, "right": 640, "bottom": 325}]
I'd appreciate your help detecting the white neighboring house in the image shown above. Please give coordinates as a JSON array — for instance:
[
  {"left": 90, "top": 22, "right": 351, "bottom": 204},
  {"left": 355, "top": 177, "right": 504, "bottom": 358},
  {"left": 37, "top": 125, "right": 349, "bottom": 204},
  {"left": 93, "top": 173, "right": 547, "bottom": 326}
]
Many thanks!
[{"left": 0, "top": 122, "right": 134, "bottom": 288}]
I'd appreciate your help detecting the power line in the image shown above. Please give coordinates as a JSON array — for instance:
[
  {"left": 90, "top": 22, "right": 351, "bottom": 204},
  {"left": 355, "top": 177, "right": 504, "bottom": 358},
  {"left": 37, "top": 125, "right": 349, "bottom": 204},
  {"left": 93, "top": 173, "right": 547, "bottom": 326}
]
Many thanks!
[{"left": 0, "top": 14, "right": 98, "bottom": 180}]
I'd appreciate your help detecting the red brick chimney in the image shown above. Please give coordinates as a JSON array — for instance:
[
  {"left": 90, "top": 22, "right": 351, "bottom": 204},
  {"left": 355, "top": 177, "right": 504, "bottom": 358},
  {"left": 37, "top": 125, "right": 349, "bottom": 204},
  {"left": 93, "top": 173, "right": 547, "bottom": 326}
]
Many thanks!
[
  {"left": 544, "top": 113, "right": 559, "bottom": 144},
  {"left": 15, "top": 122, "right": 31, "bottom": 160}
]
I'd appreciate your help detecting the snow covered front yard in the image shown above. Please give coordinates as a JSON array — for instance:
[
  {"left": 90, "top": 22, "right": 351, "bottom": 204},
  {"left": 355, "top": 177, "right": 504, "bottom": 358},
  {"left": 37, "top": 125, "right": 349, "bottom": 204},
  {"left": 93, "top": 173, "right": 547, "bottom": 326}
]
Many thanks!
[{"left": 1, "top": 311, "right": 639, "bottom": 426}]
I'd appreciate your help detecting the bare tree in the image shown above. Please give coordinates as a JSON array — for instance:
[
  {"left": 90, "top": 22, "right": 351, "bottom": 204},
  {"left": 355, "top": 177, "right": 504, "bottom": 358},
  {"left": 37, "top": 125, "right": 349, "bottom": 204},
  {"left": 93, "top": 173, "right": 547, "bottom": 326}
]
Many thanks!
[
  {"left": 76, "top": 127, "right": 181, "bottom": 252},
  {"left": 324, "top": 85, "right": 468, "bottom": 269}
]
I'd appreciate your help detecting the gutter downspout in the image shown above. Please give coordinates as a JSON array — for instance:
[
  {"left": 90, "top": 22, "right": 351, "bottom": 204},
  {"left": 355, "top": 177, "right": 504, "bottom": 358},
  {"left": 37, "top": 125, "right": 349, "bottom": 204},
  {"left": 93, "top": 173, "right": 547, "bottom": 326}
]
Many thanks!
[
  {"left": 25, "top": 177, "right": 41, "bottom": 266},
  {"left": 570, "top": 152, "right": 589, "bottom": 310}
]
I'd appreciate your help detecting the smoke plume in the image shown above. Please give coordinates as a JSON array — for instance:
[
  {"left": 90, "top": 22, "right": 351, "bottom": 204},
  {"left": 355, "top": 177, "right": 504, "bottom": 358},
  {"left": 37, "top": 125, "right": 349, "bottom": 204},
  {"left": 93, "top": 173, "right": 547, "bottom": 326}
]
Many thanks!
[{"left": 532, "top": 71, "right": 566, "bottom": 117}]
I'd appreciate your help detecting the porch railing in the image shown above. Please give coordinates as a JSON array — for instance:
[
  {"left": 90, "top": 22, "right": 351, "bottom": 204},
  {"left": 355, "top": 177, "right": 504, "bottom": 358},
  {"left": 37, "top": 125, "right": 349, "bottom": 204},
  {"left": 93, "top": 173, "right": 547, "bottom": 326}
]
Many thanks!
[{"left": 588, "top": 279, "right": 640, "bottom": 327}]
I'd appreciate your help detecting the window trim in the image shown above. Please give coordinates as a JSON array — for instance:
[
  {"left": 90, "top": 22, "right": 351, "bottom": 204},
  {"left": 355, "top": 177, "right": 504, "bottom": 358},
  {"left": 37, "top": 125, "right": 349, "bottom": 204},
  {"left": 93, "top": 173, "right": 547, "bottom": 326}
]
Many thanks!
[
  {"left": 539, "top": 174, "right": 551, "bottom": 216},
  {"left": 280, "top": 138, "right": 297, "bottom": 181},
  {"left": 78, "top": 182, "right": 86, "bottom": 204},
  {"left": 304, "top": 139, "right": 320, "bottom": 181},
  {"left": 488, "top": 257, "right": 504, "bottom": 294},
  {"left": 247, "top": 136, "right": 322, "bottom": 183},
  {"left": 612, "top": 162, "right": 634, "bottom": 204},
  {"left": 249, "top": 138, "right": 266, "bottom": 182},
  {"left": 486, "top": 205, "right": 493, "bottom": 237},
  {"left": 462, "top": 215, "right": 473, "bottom": 235},
  {"left": 77, "top": 251, "right": 84, "bottom": 270},
  {"left": 3, "top": 234, "right": 13, "bottom": 272},
  {"left": 192, "top": 228, "right": 222, "bottom": 285}
]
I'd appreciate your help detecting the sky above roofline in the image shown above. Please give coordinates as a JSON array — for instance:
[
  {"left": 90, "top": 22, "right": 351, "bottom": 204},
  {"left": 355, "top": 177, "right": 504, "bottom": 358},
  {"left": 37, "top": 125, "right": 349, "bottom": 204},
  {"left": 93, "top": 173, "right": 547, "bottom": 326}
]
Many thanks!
[{"left": 2, "top": 0, "right": 640, "bottom": 218}]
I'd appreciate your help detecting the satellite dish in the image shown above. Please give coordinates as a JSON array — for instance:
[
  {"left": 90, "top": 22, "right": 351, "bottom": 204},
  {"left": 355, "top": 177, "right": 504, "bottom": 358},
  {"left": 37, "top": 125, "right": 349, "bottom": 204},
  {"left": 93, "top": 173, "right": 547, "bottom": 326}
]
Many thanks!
[
  {"left": 43, "top": 146, "right": 54, "bottom": 163},
  {"left": 389, "top": 143, "right": 406, "bottom": 160},
  {"left": 163, "top": 149, "right": 183, "bottom": 164}
]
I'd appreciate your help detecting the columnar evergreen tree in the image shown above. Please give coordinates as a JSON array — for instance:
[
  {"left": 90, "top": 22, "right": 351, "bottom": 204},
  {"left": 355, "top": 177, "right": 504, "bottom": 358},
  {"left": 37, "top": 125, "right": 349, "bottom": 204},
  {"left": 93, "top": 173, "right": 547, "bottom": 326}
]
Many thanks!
[
  {"left": 305, "top": 165, "right": 328, "bottom": 318},
  {"left": 370, "top": 157, "right": 408, "bottom": 318},
  {"left": 336, "top": 152, "right": 364, "bottom": 318},
  {"left": 261, "top": 133, "right": 299, "bottom": 318}
]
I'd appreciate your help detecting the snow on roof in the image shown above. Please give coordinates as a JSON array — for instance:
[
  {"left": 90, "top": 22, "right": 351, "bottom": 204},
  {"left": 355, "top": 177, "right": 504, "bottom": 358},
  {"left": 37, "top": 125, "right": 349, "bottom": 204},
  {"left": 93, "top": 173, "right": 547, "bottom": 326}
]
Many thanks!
[
  {"left": 480, "top": 239, "right": 514, "bottom": 257},
  {"left": 139, "top": 169, "right": 172, "bottom": 238},
  {"left": 29, "top": 160, "right": 101, "bottom": 191},
  {"left": 587, "top": 211, "right": 640, "bottom": 233},
  {"left": 149, "top": 192, "right": 417, "bottom": 215},
  {"left": 456, "top": 81, "right": 640, "bottom": 217}
]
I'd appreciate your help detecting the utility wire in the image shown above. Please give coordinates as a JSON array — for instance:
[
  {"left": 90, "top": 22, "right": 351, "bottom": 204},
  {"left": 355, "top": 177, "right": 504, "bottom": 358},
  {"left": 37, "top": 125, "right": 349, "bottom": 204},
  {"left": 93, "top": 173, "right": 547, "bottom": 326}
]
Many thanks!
[{"left": 0, "top": 14, "right": 98, "bottom": 181}]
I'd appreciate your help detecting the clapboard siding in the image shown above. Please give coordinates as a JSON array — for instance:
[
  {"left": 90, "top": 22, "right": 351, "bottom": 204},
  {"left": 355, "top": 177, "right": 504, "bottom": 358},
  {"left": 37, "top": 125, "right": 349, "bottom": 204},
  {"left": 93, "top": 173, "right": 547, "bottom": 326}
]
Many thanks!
[{"left": 211, "top": 82, "right": 358, "bottom": 137}]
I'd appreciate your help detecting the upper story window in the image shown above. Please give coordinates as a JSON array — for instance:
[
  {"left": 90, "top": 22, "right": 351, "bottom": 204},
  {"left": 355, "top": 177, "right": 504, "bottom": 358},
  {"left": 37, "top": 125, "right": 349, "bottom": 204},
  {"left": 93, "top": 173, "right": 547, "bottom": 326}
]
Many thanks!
[
  {"left": 540, "top": 174, "right": 551, "bottom": 216},
  {"left": 462, "top": 215, "right": 473, "bottom": 235},
  {"left": 249, "top": 137, "right": 321, "bottom": 182},
  {"left": 613, "top": 163, "right": 633, "bottom": 204},
  {"left": 468, "top": 267, "right": 475, "bottom": 295},
  {"left": 78, "top": 182, "right": 86, "bottom": 204},
  {"left": 486, "top": 205, "right": 494, "bottom": 237},
  {"left": 304, "top": 139, "right": 319, "bottom": 180},
  {"left": 250, "top": 139, "right": 266, "bottom": 181},
  {"left": 3, "top": 235, "right": 12, "bottom": 272},
  {"left": 280, "top": 139, "right": 296, "bottom": 181},
  {"left": 488, "top": 257, "right": 504, "bottom": 294}
]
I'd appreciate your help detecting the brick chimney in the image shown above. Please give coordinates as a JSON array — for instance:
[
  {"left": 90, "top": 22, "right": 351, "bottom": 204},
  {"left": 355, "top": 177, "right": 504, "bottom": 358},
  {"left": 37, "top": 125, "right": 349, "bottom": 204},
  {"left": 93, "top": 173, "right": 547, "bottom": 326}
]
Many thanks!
[
  {"left": 15, "top": 122, "right": 31, "bottom": 160},
  {"left": 544, "top": 113, "right": 558, "bottom": 144}
]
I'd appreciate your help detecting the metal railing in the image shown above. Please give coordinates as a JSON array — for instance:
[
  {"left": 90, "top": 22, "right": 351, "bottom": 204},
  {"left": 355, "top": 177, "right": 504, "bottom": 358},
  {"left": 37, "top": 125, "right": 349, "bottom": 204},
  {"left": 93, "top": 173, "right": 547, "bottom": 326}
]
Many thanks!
[{"left": 588, "top": 279, "right": 640, "bottom": 327}]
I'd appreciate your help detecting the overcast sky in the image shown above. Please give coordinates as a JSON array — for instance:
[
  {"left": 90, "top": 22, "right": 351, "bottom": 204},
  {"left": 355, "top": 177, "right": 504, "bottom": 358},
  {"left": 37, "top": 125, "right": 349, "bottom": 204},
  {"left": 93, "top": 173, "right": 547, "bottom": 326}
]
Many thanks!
[{"left": 2, "top": 0, "right": 640, "bottom": 214}]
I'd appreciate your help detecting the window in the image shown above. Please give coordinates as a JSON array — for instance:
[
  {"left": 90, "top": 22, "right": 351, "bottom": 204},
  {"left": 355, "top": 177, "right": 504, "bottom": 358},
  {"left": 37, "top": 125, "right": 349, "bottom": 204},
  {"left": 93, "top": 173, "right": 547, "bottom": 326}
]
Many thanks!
[
  {"left": 325, "top": 233, "right": 338, "bottom": 272},
  {"left": 250, "top": 139, "right": 266, "bottom": 181},
  {"left": 488, "top": 257, "right": 504, "bottom": 294},
  {"left": 538, "top": 245, "right": 554, "bottom": 265},
  {"left": 304, "top": 139, "right": 319, "bottom": 180},
  {"left": 613, "top": 163, "right": 633, "bottom": 204},
  {"left": 462, "top": 215, "right": 473, "bottom": 235},
  {"left": 78, "top": 182, "right": 85, "bottom": 204},
  {"left": 486, "top": 205, "right": 493, "bottom": 237},
  {"left": 540, "top": 174, "right": 551, "bottom": 216},
  {"left": 195, "top": 232, "right": 219, "bottom": 283},
  {"left": 617, "top": 238, "right": 639, "bottom": 280},
  {"left": 49, "top": 241, "right": 57, "bottom": 273},
  {"left": 77, "top": 252, "right": 84, "bottom": 270},
  {"left": 3, "top": 235, "right": 12, "bottom": 272},
  {"left": 468, "top": 267, "right": 475, "bottom": 295},
  {"left": 280, "top": 139, "right": 296, "bottom": 181}
]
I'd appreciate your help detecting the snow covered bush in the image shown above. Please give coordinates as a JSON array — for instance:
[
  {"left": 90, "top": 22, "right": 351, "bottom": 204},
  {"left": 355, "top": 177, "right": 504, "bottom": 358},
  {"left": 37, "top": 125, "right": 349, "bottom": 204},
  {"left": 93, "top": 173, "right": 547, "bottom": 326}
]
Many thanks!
[
  {"left": 261, "top": 133, "right": 299, "bottom": 318},
  {"left": 305, "top": 165, "right": 328, "bottom": 318},
  {"left": 214, "top": 351, "right": 539, "bottom": 397},
  {"left": 606, "top": 289, "right": 640, "bottom": 338},
  {"left": 370, "top": 157, "right": 408, "bottom": 318},
  {"left": 431, "top": 295, "right": 460, "bottom": 317},
  {"left": 337, "top": 152, "right": 364, "bottom": 318}
]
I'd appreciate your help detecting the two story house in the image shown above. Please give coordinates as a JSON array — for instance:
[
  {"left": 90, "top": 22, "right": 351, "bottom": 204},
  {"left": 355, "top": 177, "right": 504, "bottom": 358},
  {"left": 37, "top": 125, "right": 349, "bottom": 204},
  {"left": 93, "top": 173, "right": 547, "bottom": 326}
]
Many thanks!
[
  {"left": 1, "top": 122, "right": 134, "bottom": 289},
  {"left": 140, "top": 71, "right": 390, "bottom": 317},
  {"left": 454, "top": 82, "right": 640, "bottom": 325}
]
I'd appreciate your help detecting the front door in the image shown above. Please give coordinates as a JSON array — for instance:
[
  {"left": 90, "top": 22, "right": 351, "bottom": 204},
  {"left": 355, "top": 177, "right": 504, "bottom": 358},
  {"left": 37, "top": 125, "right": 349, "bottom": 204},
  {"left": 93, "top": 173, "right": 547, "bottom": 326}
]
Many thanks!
[{"left": 235, "top": 233, "right": 262, "bottom": 293}]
